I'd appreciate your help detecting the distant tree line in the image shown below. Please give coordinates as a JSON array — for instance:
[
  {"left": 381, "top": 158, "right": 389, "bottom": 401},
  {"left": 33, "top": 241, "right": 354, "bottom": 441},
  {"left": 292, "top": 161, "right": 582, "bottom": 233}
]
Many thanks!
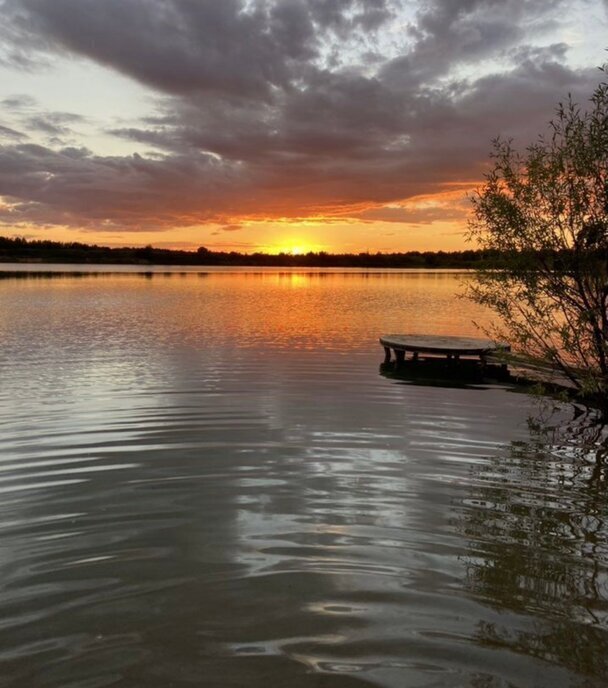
[{"left": 0, "top": 236, "right": 506, "bottom": 269}]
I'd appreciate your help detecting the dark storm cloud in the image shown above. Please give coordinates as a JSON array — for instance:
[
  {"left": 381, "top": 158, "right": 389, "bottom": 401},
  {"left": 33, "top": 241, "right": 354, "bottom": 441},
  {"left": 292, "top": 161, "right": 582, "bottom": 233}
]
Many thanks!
[
  {"left": 0, "top": 143, "right": 256, "bottom": 229},
  {"left": 0, "top": 0, "right": 603, "bottom": 231},
  {"left": 382, "top": 0, "right": 565, "bottom": 89},
  {"left": 1, "top": 0, "right": 392, "bottom": 99},
  {"left": 309, "top": 0, "right": 395, "bottom": 32},
  {"left": 2, "top": 0, "right": 280, "bottom": 99}
]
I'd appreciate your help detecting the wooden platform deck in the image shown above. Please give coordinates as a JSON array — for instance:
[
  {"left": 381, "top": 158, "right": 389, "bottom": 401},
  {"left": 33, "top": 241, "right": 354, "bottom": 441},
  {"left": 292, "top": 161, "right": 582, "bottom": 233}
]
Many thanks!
[
  {"left": 380, "top": 334, "right": 510, "bottom": 364},
  {"left": 379, "top": 335, "right": 586, "bottom": 399}
]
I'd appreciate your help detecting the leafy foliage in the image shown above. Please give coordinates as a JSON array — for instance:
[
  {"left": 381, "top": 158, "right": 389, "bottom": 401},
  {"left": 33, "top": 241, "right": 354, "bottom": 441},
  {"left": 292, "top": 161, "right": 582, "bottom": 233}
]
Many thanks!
[{"left": 468, "top": 67, "right": 608, "bottom": 405}]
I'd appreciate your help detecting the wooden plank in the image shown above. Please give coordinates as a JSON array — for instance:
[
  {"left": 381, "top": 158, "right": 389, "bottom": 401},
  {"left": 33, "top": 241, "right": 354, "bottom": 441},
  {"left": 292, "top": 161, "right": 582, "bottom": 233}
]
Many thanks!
[{"left": 485, "top": 352, "right": 579, "bottom": 390}]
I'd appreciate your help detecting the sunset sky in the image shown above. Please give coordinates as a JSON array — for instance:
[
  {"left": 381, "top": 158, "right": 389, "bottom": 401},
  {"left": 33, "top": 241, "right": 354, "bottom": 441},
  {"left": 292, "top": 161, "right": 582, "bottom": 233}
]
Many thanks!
[{"left": 0, "top": 0, "right": 607, "bottom": 253}]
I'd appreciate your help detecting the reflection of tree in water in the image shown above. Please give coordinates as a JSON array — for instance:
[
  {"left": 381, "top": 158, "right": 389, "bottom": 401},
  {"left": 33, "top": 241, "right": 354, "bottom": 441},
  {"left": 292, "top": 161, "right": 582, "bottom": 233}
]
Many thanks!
[{"left": 459, "top": 405, "right": 608, "bottom": 680}]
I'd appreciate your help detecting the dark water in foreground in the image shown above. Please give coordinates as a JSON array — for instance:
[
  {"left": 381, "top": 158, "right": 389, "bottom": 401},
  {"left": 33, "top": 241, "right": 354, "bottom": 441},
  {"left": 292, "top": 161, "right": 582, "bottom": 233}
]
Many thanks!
[{"left": 0, "top": 268, "right": 607, "bottom": 688}]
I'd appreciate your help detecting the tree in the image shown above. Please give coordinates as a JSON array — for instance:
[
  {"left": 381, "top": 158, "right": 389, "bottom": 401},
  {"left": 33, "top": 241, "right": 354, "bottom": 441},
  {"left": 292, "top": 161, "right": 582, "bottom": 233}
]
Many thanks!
[{"left": 467, "top": 66, "right": 608, "bottom": 410}]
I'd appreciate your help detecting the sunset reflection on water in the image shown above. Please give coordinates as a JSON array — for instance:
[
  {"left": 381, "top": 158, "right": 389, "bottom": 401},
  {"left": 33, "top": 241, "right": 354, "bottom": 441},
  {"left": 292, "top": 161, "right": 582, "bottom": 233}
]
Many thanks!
[
  {"left": 0, "top": 268, "right": 490, "bottom": 356},
  {"left": 0, "top": 268, "right": 606, "bottom": 688}
]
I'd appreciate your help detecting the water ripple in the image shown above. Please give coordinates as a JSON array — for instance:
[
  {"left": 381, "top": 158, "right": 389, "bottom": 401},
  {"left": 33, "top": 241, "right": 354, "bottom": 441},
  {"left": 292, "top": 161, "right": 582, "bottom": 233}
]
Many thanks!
[{"left": 0, "top": 271, "right": 606, "bottom": 686}]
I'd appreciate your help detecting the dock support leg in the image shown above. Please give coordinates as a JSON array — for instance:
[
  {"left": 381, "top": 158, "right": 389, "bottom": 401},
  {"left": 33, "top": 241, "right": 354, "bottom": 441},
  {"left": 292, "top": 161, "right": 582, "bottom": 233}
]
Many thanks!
[
  {"left": 395, "top": 349, "right": 405, "bottom": 367},
  {"left": 383, "top": 346, "right": 392, "bottom": 363},
  {"left": 413, "top": 351, "right": 419, "bottom": 362}
]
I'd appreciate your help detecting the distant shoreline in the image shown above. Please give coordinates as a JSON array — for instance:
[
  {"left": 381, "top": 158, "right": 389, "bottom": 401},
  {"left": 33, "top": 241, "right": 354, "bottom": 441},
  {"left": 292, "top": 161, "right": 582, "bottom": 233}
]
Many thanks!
[{"left": 0, "top": 236, "right": 500, "bottom": 269}]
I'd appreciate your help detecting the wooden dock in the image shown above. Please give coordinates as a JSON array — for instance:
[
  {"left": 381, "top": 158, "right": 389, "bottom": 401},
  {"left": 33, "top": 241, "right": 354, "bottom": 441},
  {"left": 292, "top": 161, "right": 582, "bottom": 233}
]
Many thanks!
[
  {"left": 379, "top": 334, "right": 510, "bottom": 365},
  {"left": 379, "top": 334, "right": 586, "bottom": 399}
]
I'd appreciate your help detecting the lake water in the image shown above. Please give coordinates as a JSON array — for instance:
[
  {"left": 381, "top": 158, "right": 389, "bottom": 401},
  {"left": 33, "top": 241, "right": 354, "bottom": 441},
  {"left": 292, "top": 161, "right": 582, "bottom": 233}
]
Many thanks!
[{"left": 0, "top": 267, "right": 606, "bottom": 687}]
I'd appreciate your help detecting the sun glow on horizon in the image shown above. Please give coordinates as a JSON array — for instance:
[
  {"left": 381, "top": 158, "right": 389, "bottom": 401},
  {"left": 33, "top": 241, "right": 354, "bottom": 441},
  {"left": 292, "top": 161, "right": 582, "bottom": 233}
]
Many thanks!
[{"left": 268, "top": 241, "right": 319, "bottom": 256}]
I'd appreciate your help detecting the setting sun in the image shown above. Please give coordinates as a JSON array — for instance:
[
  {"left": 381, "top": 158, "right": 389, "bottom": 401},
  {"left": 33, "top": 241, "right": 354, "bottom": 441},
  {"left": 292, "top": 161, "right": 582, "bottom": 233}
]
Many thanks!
[{"left": 270, "top": 242, "right": 316, "bottom": 256}]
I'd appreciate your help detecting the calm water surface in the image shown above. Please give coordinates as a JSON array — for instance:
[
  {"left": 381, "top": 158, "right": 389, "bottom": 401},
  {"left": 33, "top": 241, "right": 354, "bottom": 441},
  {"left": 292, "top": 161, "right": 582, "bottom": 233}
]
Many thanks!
[{"left": 0, "top": 268, "right": 606, "bottom": 687}]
